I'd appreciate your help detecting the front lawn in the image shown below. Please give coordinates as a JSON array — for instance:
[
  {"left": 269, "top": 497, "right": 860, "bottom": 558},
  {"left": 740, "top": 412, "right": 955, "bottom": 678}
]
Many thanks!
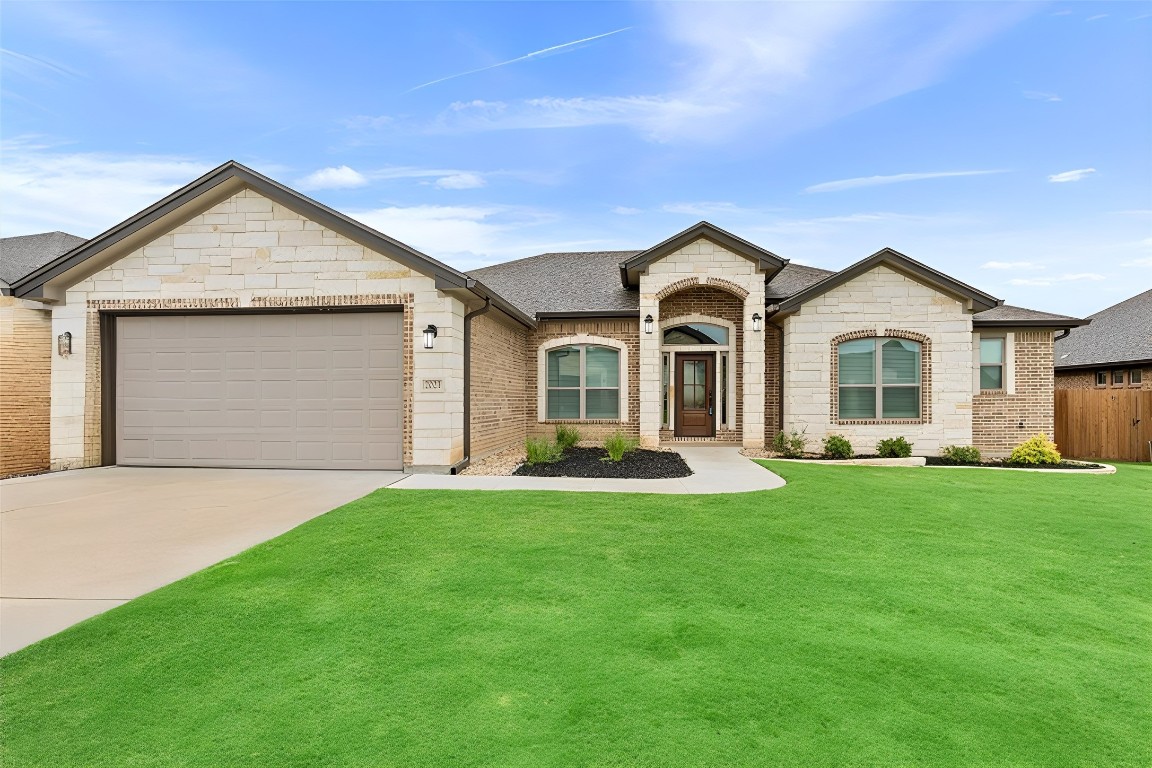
[{"left": 2, "top": 463, "right": 1149, "bottom": 766}]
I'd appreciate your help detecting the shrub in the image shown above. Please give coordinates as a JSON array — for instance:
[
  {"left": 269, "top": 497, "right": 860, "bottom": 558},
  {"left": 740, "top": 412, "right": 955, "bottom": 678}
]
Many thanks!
[
  {"left": 941, "top": 445, "right": 981, "bottom": 464},
  {"left": 554, "top": 424, "right": 581, "bottom": 451},
  {"left": 525, "top": 437, "right": 563, "bottom": 465},
  {"left": 876, "top": 436, "right": 913, "bottom": 458},
  {"left": 1008, "top": 433, "right": 1061, "bottom": 465},
  {"left": 822, "top": 434, "right": 854, "bottom": 460},
  {"left": 771, "top": 428, "right": 808, "bottom": 459},
  {"left": 603, "top": 431, "right": 640, "bottom": 462}
]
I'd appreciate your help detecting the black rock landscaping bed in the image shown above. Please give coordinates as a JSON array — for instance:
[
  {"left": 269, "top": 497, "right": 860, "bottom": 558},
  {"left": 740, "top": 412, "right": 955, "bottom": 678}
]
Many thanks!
[
  {"left": 514, "top": 447, "right": 693, "bottom": 479},
  {"left": 924, "top": 456, "right": 1105, "bottom": 470}
]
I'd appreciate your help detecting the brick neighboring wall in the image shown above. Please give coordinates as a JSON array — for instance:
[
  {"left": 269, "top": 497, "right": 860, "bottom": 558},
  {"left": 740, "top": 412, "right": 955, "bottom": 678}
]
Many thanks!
[
  {"left": 973, "top": 331, "right": 1054, "bottom": 457},
  {"left": 527, "top": 318, "right": 640, "bottom": 441},
  {"left": 659, "top": 285, "right": 745, "bottom": 430},
  {"left": 469, "top": 313, "right": 527, "bottom": 458},
  {"left": 1, "top": 298, "right": 52, "bottom": 477},
  {"left": 764, "top": 323, "right": 783, "bottom": 440},
  {"left": 1056, "top": 366, "right": 1150, "bottom": 390}
]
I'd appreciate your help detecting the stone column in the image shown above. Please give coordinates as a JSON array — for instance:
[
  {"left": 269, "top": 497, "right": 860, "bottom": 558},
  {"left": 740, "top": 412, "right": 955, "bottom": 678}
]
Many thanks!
[
  {"left": 742, "top": 286, "right": 766, "bottom": 449},
  {"left": 638, "top": 292, "right": 661, "bottom": 448}
]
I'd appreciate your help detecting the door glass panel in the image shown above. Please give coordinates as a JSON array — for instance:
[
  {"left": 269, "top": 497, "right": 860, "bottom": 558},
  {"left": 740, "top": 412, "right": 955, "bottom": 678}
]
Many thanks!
[{"left": 682, "top": 361, "right": 706, "bottom": 408}]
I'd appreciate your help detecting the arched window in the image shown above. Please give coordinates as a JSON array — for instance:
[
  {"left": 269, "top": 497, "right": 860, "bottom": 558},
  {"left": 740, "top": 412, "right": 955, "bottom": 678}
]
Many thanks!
[
  {"left": 662, "top": 323, "right": 728, "bottom": 345},
  {"left": 546, "top": 345, "right": 620, "bottom": 419},
  {"left": 837, "top": 337, "right": 921, "bottom": 419}
]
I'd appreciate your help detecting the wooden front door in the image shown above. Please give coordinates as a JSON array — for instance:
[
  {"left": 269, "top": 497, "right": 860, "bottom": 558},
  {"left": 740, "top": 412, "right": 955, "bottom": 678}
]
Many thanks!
[{"left": 675, "top": 354, "right": 715, "bottom": 437}]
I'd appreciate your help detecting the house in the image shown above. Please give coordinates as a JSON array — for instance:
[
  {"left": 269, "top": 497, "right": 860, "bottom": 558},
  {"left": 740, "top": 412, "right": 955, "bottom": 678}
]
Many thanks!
[
  {"left": 1053, "top": 290, "right": 1151, "bottom": 461},
  {"left": 4, "top": 161, "right": 1088, "bottom": 474},
  {"left": 1, "top": 232, "right": 87, "bottom": 477}
]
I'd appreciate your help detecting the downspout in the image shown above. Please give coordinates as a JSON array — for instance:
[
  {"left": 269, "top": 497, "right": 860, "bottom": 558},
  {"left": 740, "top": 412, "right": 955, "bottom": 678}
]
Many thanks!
[
  {"left": 451, "top": 298, "right": 492, "bottom": 474},
  {"left": 1054, "top": 328, "right": 1072, "bottom": 341}
]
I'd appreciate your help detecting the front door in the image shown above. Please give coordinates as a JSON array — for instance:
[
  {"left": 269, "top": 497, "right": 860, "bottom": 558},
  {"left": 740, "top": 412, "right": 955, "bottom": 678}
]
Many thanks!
[{"left": 675, "top": 353, "right": 715, "bottom": 437}]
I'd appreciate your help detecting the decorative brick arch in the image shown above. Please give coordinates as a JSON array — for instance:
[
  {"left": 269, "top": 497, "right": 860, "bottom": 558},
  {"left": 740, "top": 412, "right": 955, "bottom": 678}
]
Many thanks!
[
  {"left": 655, "top": 277, "right": 701, "bottom": 301},
  {"left": 829, "top": 328, "right": 932, "bottom": 425},
  {"left": 705, "top": 277, "right": 750, "bottom": 300}
]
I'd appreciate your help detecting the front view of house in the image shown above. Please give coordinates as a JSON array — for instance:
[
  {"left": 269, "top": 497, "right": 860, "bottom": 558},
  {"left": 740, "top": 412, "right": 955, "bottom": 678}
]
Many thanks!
[{"left": 5, "top": 162, "right": 1086, "bottom": 473}]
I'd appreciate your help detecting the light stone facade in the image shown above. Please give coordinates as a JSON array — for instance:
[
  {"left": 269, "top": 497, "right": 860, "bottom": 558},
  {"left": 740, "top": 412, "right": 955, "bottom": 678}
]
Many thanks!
[
  {"left": 48, "top": 188, "right": 467, "bottom": 471},
  {"left": 780, "top": 264, "right": 974, "bottom": 456},
  {"left": 638, "top": 238, "right": 767, "bottom": 448}
]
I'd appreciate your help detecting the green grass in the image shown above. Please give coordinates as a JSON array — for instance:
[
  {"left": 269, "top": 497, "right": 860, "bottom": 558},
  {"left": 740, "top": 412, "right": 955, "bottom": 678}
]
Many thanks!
[{"left": 2, "top": 463, "right": 1149, "bottom": 767}]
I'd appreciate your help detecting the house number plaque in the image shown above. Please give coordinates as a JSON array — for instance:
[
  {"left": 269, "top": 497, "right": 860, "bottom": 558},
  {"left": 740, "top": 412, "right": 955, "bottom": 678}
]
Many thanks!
[{"left": 422, "top": 379, "right": 443, "bottom": 391}]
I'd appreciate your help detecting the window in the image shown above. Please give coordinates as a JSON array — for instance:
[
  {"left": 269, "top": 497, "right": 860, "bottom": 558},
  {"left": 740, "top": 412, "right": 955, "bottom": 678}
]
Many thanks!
[
  {"left": 662, "top": 323, "right": 728, "bottom": 345},
  {"left": 1131, "top": 368, "right": 1143, "bottom": 386},
  {"left": 662, "top": 352, "right": 670, "bottom": 427},
  {"left": 1113, "top": 369, "right": 1125, "bottom": 386},
  {"left": 546, "top": 345, "right": 620, "bottom": 420},
  {"left": 979, "top": 337, "right": 1005, "bottom": 390},
  {"left": 1096, "top": 370, "right": 1108, "bottom": 387},
  {"left": 838, "top": 337, "right": 921, "bottom": 420}
]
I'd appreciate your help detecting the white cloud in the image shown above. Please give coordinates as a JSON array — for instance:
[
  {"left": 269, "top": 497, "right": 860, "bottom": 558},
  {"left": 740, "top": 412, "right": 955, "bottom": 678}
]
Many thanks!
[
  {"left": 1086, "top": 14, "right": 1109, "bottom": 21},
  {"left": 1008, "top": 273, "right": 1106, "bottom": 286},
  {"left": 612, "top": 206, "right": 642, "bottom": 215},
  {"left": 0, "top": 139, "right": 211, "bottom": 237},
  {"left": 1023, "top": 90, "right": 1061, "bottom": 102},
  {"left": 1048, "top": 168, "right": 1096, "bottom": 183},
  {"left": 296, "top": 165, "right": 368, "bottom": 191},
  {"left": 434, "top": 172, "right": 486, "bottom": 190},
  {"left": 804, "top": 170, "right": 1007, "bottom": 194},
  {"left": 1121, "top": 256, "right": 1152, "bottom": 267},
  {"left": 661, "top": 201, "right": 752, "bottom": 216},
  {"left": 981, "top": 261, "right": 1046, "bottom": 270}
]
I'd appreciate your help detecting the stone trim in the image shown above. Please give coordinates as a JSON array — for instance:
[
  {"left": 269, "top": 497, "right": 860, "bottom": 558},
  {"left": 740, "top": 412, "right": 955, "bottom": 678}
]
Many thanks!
[
  {"left": 536, "top": 334, "right": 630, "bottom": 423},
  {"left": 829, "top": 328, "right": 933, "bottom": 425},
  {"left": 704, "top": 277, "right": 750, "bottom": 299},
  {"left": 655, "top": 277, "right": 701, "bottom": 301}
]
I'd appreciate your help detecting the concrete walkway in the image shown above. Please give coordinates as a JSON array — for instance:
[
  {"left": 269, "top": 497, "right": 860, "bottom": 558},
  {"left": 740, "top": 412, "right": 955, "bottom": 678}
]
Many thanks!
[
  {"left": 390, "top": 446, "right": 785, "bottom": 494},
  {"left": 1, "top": 466, "right": 404, "bottom": 655}
]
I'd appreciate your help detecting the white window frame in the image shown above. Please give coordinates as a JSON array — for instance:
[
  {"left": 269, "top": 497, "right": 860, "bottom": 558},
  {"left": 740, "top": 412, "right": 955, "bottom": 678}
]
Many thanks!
[
  {"left": 979, "top": 336, "right": 1006, "bottom": 391},
  {"left": 537, "top": 335, "right": 628, "bottom": 422},
  {"left": 972, "top": 332, "right": 1015, "bottom": 395},
  {"left": 837, "top": 337, "right": 922, "bottom": 420}
]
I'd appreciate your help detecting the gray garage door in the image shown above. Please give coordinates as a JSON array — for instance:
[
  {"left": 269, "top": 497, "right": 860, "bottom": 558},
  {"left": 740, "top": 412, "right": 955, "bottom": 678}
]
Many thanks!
[{"left": 116, "top": 312, "right": 403, "bottom": 470}]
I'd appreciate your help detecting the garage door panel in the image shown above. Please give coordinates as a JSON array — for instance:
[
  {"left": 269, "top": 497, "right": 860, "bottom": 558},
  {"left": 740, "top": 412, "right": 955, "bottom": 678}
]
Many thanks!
[{"left": 116, "top": 312, "right": 403, "bottom": 469}]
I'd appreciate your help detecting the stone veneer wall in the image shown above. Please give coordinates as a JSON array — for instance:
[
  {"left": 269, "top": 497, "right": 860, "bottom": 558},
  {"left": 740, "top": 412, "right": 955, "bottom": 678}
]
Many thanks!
[
  {"left": 659, "top": 285, "right": 745, "bottom": 437},
  {"left": 469, "top": 312, "right": 528, "bottom": 458},
  {"left": 1055, "top": 366, "right": 1151, "bottom": 390},
  {"left": 781, "top": 264, "right": 974, "bottom": 456},
  {"left": 973, "top": 330, "right": 1056, "bottom": 457},
  {"left": 50, "top": 187, "right": 465, "bottom": 471},
  {"left": 1, "top": 297, "right": 52, "bottom": 477},
  {"left": 527, "top": 318, "right": 641, "bottom": 441}
]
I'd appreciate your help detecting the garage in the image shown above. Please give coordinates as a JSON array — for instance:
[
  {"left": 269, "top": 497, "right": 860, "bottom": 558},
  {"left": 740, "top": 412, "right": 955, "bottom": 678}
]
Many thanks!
[{"left": 113, "top": 311, "right": 403, "bottom": 470}]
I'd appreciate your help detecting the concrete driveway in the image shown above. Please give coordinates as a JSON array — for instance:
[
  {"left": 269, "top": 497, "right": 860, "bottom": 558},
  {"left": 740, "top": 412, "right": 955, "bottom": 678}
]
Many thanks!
[{"left": 0, "top": 466, "right": 404, "bottom": 655}]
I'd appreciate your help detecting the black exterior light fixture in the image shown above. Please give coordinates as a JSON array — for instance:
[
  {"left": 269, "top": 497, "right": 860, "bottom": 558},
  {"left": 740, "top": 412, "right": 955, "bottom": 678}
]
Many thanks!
[
  {"left": 57, "top": 331, "right": 72, "bottom": 357},
  {"left": 423, "top": 324, "right": 438, "bottom": 349},
  {"left": 752, "top": 313, "right": 762, "bottom": 332},
  {"left": 644, "top": 314, "right": 654, "bottom": 334}
]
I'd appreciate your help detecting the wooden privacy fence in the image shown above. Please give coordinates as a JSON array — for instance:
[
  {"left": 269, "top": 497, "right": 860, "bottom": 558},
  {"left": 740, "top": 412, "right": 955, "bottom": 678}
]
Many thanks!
[{"left": 1055, "top": 389, "right": 1152, "bottom": 462}]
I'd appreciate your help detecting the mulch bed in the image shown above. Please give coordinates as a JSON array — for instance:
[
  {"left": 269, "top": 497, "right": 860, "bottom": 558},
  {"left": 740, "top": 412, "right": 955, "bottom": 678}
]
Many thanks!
[
  {"left": 924, "top": 457, "right": 1105, "bottom": 470},
  {"left": 513, "top": 447, "right": 693, "bottom": 479}
]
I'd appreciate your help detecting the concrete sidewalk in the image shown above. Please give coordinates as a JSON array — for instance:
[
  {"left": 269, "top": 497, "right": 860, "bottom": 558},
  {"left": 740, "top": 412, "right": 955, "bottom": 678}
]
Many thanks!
[
  {"left": 1, "top": 466, "right": 404, "bottom": 655},
  {"left": 389, "top": 446, "right": 785, "bottom": 494}
]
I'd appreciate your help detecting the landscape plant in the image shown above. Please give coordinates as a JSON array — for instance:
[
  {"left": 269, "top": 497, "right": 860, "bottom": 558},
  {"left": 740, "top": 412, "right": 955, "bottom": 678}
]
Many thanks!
[
  {"left": 554, "top": 425, "right": 581, "bottom": 451},
  {"left": 876, "top": 436, "right": 913, "bottom": 458},
  {"left": 1008, "top": 433, "right": 1062, "bottom": 465},
  {"left": 822, "top": 434, "right": 853, "bottom": 460},
  {"left": 771, "top": 428, "right": 807, "bottom": 458},
  {"left": 602, "top": 431, "right": 640, "bottom": 462},
  {"left": 941, "top": 445, "right": 981, "bottom": 464},
  {"left": 524, "top": 437, "right": 563, "bottom": 465}
]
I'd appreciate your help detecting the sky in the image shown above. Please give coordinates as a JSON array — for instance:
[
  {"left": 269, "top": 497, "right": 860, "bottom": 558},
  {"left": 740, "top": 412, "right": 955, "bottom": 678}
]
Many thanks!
[{"left": 1, "top": 1, "right": 1150, "bottom": 317}]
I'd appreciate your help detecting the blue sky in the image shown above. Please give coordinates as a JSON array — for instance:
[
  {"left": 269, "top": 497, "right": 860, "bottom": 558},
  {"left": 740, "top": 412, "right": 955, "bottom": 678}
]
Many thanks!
[{"left": 2, "top": 1, "right": 1149, "bottom": 316}]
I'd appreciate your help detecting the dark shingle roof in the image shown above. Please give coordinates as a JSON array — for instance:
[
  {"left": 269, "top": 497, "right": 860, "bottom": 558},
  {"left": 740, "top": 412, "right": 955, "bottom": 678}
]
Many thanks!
[
  {"left": 470, "top": 251, "right": 643, "bottom": 317},
  {"left": 765, "top": 263, "right": 836, "bottom": 300},
  {"left": 0, "top": 231, "right": 86, "bottom": 289},
  {"left": 972, "top": 304, "right": 1086, "bottom": 326},
  {"left": 1054, "top": 289, "right": 1152, "bottom": 368}
]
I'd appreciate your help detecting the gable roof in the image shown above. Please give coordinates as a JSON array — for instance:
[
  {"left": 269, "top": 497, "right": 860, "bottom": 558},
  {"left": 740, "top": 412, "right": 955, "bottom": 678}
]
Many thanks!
[
  {"left": 971, "top": 303, "right": 1088, "bottom": 328},
  {"left": 1054, "top": 289, "right": 1152, "bottom": 369},
  {"left": 9, "top": 160, "right": 533, "bottom": 326},
  {"left": 775, "top": 247, "right": 1002, "bottom": 314},
  {"left": 619, "top": 221, "right": 787, "bottom": 288},
  {"left": 470, "top": 250, "right": 642, "bottom": 318},
  {"left": 0, "top": 231, "right": 86, "bottom": 295}
]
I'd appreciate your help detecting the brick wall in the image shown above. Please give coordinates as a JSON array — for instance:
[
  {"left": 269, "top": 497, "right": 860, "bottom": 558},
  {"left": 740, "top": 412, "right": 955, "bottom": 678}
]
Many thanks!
[
  {"left": 527, "top": 318, "right": 640, "bottom": 441},
  {"left": 973, "top": 331, "right": 1054, "bottom": 457},
  {"left": 469, "top": 312, "right": 528, "bottom": 458},
  {"left": 764, "top": 323, "right": 783, "bottom": 440},
  {"left": 0, "top": 297, "right": 52, "bottom": 477},
  {"left": 1056, "top": 366, "right": 1150, "bottom": 390}
]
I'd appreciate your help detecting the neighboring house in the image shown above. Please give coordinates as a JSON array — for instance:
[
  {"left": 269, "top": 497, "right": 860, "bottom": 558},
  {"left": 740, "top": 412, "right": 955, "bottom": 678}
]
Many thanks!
[
  {"left": 6, "top": 162, "right": 1087, "bottom": 474},
  {"left": 1053, "top": 290, "right": 1151, "bottom": 462},
  {"left": 1, "top": 232, "right": 88, "bottom": 477}
]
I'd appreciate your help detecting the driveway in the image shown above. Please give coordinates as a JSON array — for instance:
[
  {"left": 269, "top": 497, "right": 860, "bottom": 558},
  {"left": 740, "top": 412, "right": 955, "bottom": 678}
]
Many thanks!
[{"left": 0, "top": 466, "right": 404, "bottom": 655}]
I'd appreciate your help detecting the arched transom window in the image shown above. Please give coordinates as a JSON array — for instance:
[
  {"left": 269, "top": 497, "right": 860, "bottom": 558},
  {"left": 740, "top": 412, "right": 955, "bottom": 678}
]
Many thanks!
[
  {"left": 546, "top": 345, "right": 621, "bottom": 419},
  {"left": 662, "top": 323, "right": 728, "bottom": 345},
  {"left": 837, "top": 337, "right": 922, "bottom": 419}
]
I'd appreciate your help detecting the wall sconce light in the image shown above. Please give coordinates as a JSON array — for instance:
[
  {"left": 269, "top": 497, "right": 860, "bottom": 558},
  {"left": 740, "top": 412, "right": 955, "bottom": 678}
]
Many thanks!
[
  {"left": 422, "top": 324, "right": 438, "bottom": 349},
  {"left": 644, "top": 314, "right": 654, "bottom": 334},
  {"left": 752, "top": 313, "right": 762, "bottom": 332},
  {"left": 57, "top": 331, "right": 72, "bottom": 357}
]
